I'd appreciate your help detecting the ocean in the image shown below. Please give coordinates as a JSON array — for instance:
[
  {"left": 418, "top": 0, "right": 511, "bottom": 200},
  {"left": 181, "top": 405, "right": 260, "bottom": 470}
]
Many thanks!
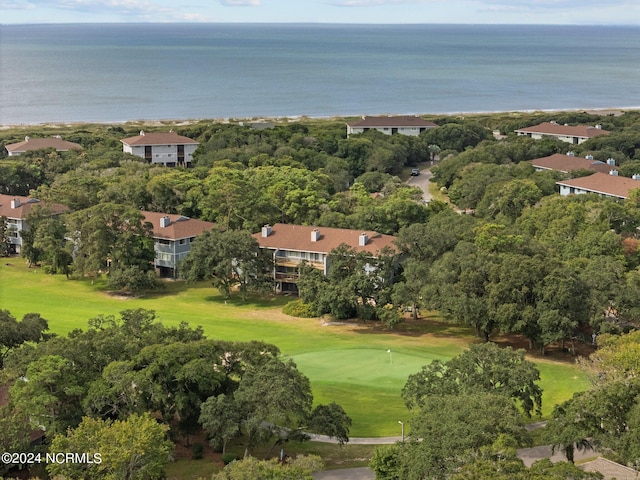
[{"left": 1, "top": 23, "right": 639, "bottom": 125}]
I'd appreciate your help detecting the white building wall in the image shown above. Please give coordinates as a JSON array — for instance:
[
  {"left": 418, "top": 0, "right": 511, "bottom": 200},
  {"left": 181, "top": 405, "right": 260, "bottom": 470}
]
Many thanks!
[{"left": 124, "top": 144, "right": 196, "bottom": 166}]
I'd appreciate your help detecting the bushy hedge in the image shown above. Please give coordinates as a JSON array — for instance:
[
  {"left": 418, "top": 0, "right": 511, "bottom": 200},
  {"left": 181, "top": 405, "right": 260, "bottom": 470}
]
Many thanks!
[{"left": 282, "top": 299, "right": 317, "bottom": 318}]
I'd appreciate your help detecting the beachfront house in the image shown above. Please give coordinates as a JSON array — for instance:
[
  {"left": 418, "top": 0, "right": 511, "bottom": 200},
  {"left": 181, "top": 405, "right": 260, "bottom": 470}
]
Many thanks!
[
  {"left": 121, "top": 130, "right": 199, "bottom": 167},
  {"left": 253, "top": 223, "right": 396, "bottom": 293},
  {"left": 141, "top": 211, "right": 216, "bottom": 278},
  {"left": 556, "top": 171, "right": 640, "bottom": 200},
  {"left": 515, "top": 121, "right": 610, "bottom": 145},
  {"left": 5, "top": 136, "right": 83, "bottom": 157},
  {"left": 0, "top": 194, "right": 68, "bottom": 254},
  {"left": 529, "top": 152, "right": 617, "bottom": 174},
  {"left": 347, "top": 116, "right": 438, "bottom": 137}
]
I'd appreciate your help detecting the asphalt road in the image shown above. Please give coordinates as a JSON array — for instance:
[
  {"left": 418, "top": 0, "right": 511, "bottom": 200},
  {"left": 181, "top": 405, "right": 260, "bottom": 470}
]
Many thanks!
[{"left": 405, "top": 167, "right": 433, "bottom": 204}]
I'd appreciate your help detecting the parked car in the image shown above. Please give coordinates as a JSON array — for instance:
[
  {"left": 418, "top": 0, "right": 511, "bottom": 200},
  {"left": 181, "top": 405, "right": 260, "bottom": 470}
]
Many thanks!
[{"left": 411, "top": 168, "right": 420, "bottom": 176}]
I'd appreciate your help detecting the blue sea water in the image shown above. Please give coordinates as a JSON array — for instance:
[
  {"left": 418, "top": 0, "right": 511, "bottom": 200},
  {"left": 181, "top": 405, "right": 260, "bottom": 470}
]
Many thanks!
[{"left": 1, "top": 23, "right": 639, "bottom": 124}]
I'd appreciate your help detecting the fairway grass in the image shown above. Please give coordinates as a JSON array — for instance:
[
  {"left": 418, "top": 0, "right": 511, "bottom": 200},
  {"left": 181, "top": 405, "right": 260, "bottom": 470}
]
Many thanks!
[{"left": 0, "top": 261, "right": 590, "bottom": 436}]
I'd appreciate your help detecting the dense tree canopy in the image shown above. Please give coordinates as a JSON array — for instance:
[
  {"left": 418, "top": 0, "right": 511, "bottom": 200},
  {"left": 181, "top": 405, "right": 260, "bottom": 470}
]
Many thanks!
[{"left": 402, "top": 342, "right": 542, "bottom": 416}]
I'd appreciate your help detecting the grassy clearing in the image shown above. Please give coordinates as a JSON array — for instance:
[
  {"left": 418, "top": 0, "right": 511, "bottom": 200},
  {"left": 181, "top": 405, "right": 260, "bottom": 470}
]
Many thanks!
[{"left": 0, "top": 261, "right": 589, "bottom": 436}]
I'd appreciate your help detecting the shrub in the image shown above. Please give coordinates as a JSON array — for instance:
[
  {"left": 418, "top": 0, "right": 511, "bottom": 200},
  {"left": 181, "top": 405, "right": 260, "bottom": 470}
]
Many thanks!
[
  {"left": 221, "top": 453, "right": 238, "bottom": 465},
  {"left": 192, "top": 443, "right": 203, "bottom": 460},
  {"left": 107, "top": 265, "right": 159, "bottom": 294},
  {"left": 282, "top": 299, "right": 316, "bottom": 318}
]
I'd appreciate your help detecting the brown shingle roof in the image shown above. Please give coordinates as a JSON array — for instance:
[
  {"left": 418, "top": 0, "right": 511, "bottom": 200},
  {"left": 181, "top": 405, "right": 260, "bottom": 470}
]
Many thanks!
[
  {"left": 530, "top": 153, "right": 616, "bottom": 174},
  {"left": 253, "top": 223, "right": 396, "bottom": 255},
  {"left": 5, "top": 136, "right": 82, "bottom": 154},
  {"left": 347, "top": 116, "right": 437, "bottom": 128},
  {"left": 0, "top": 194, "right": 68, "bottom": 219},
  {"left": 121, "top": 131, "right": 199, "bottom": 146},
  {"left": 516, "top": 122, "right": 610, "bottom": 139},
  {"left": 141, "top": 211, "right": 216, "bottom": 240},
  {"left": 557, "top": 172, "right": 640, "bottom": 199}
]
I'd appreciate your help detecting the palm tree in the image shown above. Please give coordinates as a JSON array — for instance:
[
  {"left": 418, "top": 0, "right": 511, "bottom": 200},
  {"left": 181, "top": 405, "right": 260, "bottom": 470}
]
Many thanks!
[{"left": 427, "top": 144, "right": 441, "bottom": 163}]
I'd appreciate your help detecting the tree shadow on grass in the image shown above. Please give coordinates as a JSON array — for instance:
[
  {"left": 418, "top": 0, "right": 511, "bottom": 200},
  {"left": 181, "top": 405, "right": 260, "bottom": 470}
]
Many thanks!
[
  {"left": 203, "top": 293, "right": 290, "bottom": 310},
  {"left": 343, "top": 317, "right": 477, "bottom": 339}
]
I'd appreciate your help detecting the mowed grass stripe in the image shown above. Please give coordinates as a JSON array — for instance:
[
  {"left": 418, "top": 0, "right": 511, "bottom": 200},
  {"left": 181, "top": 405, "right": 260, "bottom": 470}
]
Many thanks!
[{"left": 0, "top": 262, "right": 590, "bottom": 436}]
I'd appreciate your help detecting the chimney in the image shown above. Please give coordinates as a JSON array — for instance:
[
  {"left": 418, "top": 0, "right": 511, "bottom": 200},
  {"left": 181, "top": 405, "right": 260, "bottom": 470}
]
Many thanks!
[
  {"left": 10, "top": 198, "right": 21, "bottom": 209},
  {"left": 550, "top": 121, "right": 558, "bottom": 125},
  {"left": 633, "top": 174, "right": 640, "bottom": 181},
  {"left": 160, "top": 216, "right": 171, "bottom": 228},
  {"left": 585, "top": 154, "right": 594, "bottom": 160},
  {"left": 261, "top": 224, "right": 272, "bottom": 237},
  {"left": 25, "top": 136, "right": 30, "bottom": 142},
  {"left": 610, "top": 170, "right": 619, "bottom": 176},
  {"left": 595, "top": 124, "right": 602, "bottom": 130},
  {"left": 567, "top": 151, "right": 575, "bottom": 157},
  {"left": 607, "top": 158, "right": 616, "bottom": 166},
  {"left": 140, "top": 130, "right": 145, "bottom": 136},
  {"left": 311, "top": 228, "right": 320, "bottom": 242},
  {"left": 359, "top": 232, "right": 368, "bottom": 246}
]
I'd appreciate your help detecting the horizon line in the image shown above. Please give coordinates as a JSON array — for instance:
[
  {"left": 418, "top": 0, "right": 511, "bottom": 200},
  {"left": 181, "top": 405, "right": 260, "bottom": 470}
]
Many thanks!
[{"left": 2, "top": 21, "right": 640, "bottom": 27}]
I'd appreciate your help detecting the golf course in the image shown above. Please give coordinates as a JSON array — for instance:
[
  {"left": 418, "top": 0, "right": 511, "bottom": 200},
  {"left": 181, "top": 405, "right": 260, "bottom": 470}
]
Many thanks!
[{"left": 0, "top": 260, "right": 591, "bottom": 437}]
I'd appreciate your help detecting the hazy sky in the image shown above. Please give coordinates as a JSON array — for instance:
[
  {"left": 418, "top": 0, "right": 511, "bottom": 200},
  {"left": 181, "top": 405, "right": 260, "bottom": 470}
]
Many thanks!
[{"left": 2, "top": 0, "right": 639, "bottom": 25}]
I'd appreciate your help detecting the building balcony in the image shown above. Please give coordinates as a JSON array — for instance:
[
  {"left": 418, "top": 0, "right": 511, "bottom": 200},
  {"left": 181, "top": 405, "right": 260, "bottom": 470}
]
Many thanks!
[
  {"left": 275, "top": 272, "right": 300, "bottom": 283},
  {"left": 274, "top": 257, "right": 324, "bottom": 268}
]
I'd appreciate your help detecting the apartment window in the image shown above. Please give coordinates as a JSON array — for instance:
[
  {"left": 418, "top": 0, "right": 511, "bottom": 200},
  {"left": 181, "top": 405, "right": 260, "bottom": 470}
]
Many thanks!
[
  {"left": 157, "top": 239, "right": 171, "bottom": 245},
  {"left": 157, "top": 253, "right": 173, "bottom": 262},
  {"left": 189, "top": 237, "right": 196, "bottom": 243},
  {"left": 179, "top": 239, "right": 187, "bottom": 245}
]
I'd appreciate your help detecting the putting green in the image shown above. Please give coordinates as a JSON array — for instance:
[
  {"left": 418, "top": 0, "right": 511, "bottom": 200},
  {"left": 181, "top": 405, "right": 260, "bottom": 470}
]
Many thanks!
[
  {"left": 290, "top": 348, "right": 444, "bottom": 390},
  {"left": 290, "top": 348, "right": 449, "bottom": 435}
]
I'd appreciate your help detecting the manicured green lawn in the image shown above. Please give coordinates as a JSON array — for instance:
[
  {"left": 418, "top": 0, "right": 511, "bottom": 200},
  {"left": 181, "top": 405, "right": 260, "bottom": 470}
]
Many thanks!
[{"left": 0, "top": 261, "right": 589, "bottom": 436}]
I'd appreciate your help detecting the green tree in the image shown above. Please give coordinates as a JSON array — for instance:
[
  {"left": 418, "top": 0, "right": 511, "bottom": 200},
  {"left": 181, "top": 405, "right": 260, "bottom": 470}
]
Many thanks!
[
  {"left": 423, "top": 122, "right": 490, "bottom": 152},
  {"left": 427, "top": 143, "right": 441, "bottom": 162},
  {"left": 234, "top": 358, "right": 313, "bottom": 458},
  {"left": 66, "top": 203, "right": 154, "bottom": 276},
  {"left": 32, "top": 216, "right": 72, "bottom": 275},
  {"left": 369, "top": 444, "right": 401, "bottom": 480},
  {"left": 47, "top": 413, "right": 172, "bottom": 480},
  {"left": 478, "top": 178, "right": 543, "bottom": 221},
  {"left": 0, "top": 216, "right": 11, "bottom": 257},
  {"left": 180, "top": 229, "right": 272, "bottom": 300},
  {"left": 394, "top": 393, "right": 530, "bottom": 480},
  {"left": 402, "top": 342, "right": 542, "bottom": 417},
  {"left": 199, "top": 394, "right": 243, "bottom": 454},
  {"left": 0, "top": 310, "right": 49, "bottom": 369},
  {"left": 544, "top": 399, "right": 594, "bottom": 463},
  {"left": 308, "top": 402, "right": 352, "bottom": 445},
  {"left": 9, "top": 354, "right": 84, "bottom": 435},
  {"left": 20, "top": 205, "right": 55, "bottom": 267}
]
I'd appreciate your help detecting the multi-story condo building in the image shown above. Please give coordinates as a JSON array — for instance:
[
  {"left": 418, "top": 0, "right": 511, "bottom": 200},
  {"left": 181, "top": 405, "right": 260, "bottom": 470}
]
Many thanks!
[
  {"left": 557, "top": 172, "right": 640, "bottom": 200},
  {"left": 0, "top": 194, "right": 68, "bottom": 254},
  {"left": 253, "top": 223, "right": 396, "bottom": 293},
  {"left": 529, "top": 153, "right": 617, "bottom": 174},
  {"left": 141, "top": 211, "right": 216, "bottom": 278},
  {"left": 5, "top": 136, "right": 82, "bottom": 156},
  {"left": 347, "top": 116, "right": 438, "bottom": 137},
  {"left": 121, "top": 131, "right": 199, "bottom": 167},
  {"left": 515, "top": 121, "right": 610, "bottom": 145}
]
